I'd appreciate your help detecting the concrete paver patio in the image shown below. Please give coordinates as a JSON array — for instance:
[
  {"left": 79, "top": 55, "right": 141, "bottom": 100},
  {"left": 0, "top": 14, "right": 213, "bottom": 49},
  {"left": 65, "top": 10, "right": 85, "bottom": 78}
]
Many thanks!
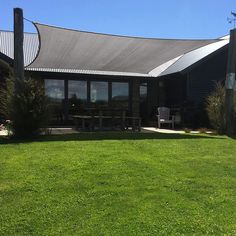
[
  {"left": 142, "top": 127, "right": 185, "bottom": 134},
  {"left": 0, "top": 127, "right": 189, "bottom": 136},
  {"left": 0, "top": 130, "right": 8, "bottom": 136}
]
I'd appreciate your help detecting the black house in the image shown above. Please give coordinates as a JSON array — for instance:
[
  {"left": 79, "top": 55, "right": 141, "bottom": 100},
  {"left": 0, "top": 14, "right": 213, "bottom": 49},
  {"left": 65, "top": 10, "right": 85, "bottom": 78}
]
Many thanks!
[{"left": 0, "top": 24, "right": 229, "bottom": 127}]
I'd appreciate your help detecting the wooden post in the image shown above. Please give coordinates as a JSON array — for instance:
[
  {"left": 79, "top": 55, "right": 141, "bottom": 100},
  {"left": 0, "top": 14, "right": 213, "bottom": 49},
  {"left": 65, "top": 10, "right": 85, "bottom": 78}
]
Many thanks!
[
  {"left": 14, "top": 8, "right": 24, "bottom": 92},
  {"left": 225, "top": 29, "right": 236, "bottom": 135}
]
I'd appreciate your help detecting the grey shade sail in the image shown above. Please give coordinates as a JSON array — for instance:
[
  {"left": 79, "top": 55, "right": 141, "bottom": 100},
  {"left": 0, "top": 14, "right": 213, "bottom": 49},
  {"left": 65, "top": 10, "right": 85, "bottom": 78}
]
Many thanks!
[
  {"left": 28, "top": 23, "right": 220, "bottom": 74},
  {"left": 0, "top": 31, "right": 150, "bottom": 77},
  {"left": 0, "top": 26, "right": 229, "bottom": 78}
]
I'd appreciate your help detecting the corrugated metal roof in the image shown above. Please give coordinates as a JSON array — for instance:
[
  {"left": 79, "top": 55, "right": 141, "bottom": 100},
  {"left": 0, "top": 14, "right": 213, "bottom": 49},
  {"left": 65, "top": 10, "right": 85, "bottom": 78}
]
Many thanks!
[
  {"left": 26, "top": 67, "right": 152, "bottom": 77},
  {"left": 159, "top": 39, "right": 229, "bottom": 76},
  {"left": 0, "top": 31, "right": 39, "bottom": 66}
]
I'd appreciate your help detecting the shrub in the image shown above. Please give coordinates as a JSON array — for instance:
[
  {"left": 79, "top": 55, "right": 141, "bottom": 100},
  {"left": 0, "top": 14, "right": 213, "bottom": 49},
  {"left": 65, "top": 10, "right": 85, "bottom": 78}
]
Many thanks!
[
  {"left": 206, "top": 82, "right": 225, "bottom": 134},
  {"left": 0, "top": 76, "right": 49, "bottom": 138}
]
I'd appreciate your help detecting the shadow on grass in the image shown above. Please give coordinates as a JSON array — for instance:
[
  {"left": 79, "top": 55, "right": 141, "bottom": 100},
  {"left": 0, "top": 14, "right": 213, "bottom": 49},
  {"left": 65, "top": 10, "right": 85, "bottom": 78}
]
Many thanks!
[
  {"left": 228, "top": 134, "right": 236, "bottom": 140},
  {"left": 0, "top": 131, "right": 225, "bottom": 144}
]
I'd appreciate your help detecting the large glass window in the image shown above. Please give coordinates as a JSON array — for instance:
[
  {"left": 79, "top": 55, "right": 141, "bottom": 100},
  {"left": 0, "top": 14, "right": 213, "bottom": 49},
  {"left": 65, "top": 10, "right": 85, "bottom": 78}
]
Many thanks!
[
  {"left": 90, "top": 81, "right": 108, "bottom": 104},
  {"left": 140, "top": 82, "right": 148, "bottom": 122},
  {"left": 68, "top": 80, "right": 87, "bottom": 116},
  {"left": 68, "top": 80, "right": 87, "bottom": 101},
  {"left": 44, "top": 79, "right": 65, "bottom": 124},
  {"left": 140, "top": 82, "right": 147, "bottom": 101},
  {"left": 112, "top": 82, "right": 129, "bottom": 107},
  {"left": 45, "top": 79, "right": 64, "bottom": 102}
]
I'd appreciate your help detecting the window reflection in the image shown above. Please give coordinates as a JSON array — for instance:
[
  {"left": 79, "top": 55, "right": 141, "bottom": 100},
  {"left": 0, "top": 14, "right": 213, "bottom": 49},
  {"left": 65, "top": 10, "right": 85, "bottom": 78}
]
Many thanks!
[
  {"left": 90, "top": 81, "right": 108, "bottom": 104},
  {"left": 44, "top": 79, "right": 65, "bottom": 124},
  {"left": 45, "top": 79, "right": 64, "bottom": 102},
  {"left": 68, "top": 80, "right": 87, "bottom": 115},
  {"left": 112, "top": 82, "right": 129, "bottom": 108},
  {"left": 68, "top": 80, "right": 87, "bottom": 101},
  {"left": 140, "top": 82, "right": 147, "bottom": 101}
]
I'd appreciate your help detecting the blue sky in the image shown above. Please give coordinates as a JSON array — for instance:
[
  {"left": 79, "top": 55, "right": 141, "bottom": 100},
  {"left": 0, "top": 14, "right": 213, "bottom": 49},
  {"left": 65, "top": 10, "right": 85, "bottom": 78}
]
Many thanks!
[{"left": 0, "top": 0, "right": 235, "bottom": 39}]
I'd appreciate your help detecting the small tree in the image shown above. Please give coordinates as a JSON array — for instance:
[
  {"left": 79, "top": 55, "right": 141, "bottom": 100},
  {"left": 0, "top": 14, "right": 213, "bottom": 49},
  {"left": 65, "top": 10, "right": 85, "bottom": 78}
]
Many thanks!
[
  {"left": 0, "top": 76, "right": 49, "bottom": 138},
  {"left": 206, "top": 82, "right": 225, "bottom": 134}
]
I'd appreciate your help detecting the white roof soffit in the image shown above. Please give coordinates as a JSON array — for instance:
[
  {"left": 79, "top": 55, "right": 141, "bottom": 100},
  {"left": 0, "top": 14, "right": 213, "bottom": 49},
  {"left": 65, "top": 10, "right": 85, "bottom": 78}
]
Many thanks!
[
  {"left": 27, "top": 23, "right": 220, "bottom": 75},
  {"left": 220, "top": 35, "right": 229, "bottom": 40},
  {"left": 148, "top": 55, "right": 183, "bottom": 77}
]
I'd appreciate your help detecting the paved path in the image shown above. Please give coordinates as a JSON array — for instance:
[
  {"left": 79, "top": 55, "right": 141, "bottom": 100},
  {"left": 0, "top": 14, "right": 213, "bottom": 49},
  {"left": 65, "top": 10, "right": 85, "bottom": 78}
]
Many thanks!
[
  {"left": 47, "top": 127, "right": 79, "bottom": 135},
  {"left": 0, "top": 130, "right": 8, "bottom": 136},
  {"left": 47, "top": 127, "right": 186, "bottom": 135},
  {"left": 142, "top": 127, "right": 185, "bottom": 134}
]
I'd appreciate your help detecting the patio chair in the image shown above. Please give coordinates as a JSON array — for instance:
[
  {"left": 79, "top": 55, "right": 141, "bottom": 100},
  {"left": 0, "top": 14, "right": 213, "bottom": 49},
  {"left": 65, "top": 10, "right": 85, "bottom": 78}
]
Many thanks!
[{"left": 157, "top": 107, "right": 175, "bottom": 129}]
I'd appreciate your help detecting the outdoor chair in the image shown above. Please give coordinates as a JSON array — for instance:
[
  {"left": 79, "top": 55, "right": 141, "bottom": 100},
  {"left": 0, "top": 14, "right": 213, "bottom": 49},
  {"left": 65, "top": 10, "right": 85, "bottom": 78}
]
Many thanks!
[{"left": 157, "top": 107, "right": 175, "bottom": 129}]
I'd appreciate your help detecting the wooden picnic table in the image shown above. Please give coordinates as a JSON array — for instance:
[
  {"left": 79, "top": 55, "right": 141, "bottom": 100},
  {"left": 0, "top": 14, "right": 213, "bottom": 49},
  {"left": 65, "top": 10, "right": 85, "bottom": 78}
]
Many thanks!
[
  {"left": 73, "top": 115, "right": 96, "bottom": 131},
  {"left": 73, "top": 108, "right": 141, "bottom": 131}
]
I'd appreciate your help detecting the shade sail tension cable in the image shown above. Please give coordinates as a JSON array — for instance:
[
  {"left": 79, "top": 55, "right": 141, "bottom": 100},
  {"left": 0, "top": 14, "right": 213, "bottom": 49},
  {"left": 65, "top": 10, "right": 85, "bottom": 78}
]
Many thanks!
[{"left": 23, "top": 17, "right": 34, "bottom": 24}]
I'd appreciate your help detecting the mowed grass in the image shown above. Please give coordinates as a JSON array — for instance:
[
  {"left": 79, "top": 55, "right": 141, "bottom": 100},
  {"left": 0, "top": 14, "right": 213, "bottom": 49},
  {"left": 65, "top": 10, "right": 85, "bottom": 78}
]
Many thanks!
[{"left": 0, "top": 132, "right": 236, "bottom": 235}]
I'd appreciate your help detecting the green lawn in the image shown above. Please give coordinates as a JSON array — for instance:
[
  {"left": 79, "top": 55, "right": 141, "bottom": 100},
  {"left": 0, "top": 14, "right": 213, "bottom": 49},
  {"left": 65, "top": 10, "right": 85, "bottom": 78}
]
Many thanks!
[{"left": 0, "top": 132, "right": 236, "bottom": 235}]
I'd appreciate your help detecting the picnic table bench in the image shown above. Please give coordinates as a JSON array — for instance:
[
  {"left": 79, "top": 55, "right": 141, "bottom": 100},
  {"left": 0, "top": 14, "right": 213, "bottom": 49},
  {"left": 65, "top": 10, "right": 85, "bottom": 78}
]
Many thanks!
[{"left": 125, "top": 116, "right": 141, "bottom": 131}]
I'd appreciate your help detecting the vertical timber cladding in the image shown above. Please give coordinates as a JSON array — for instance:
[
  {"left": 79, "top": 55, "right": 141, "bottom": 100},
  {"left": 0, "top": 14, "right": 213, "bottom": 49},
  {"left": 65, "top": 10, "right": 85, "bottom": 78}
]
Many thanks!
[
  {"left": 147, "top": 80, "right": 159, "bottom": 119},
  {"left": 0, "top": 66, "right": 3, "bottom": 86},
  {"left": 164, "top": 74, "right": 187, "bottom": 107},
  {"left": 187, "top": 47, "right": 228, "bottom": 105},
  {"left": 225, "top": 29, "right": 236, "bottom": 135}
]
